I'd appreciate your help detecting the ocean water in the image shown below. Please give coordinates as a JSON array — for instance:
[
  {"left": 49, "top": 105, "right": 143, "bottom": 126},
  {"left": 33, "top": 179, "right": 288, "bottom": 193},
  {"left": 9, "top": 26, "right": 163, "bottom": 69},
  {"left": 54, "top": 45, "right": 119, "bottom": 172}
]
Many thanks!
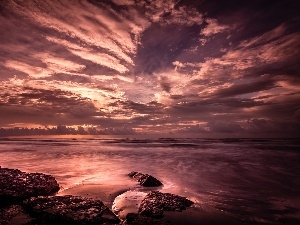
[{"left": 0, "top": 137, "right": 299, "bottom": 224}]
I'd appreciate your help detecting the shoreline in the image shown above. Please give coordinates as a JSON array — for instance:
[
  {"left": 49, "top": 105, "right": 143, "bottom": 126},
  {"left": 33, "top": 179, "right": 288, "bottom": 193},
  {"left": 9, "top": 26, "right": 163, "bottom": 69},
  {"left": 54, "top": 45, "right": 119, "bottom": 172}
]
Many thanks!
[
  {"left": 1, "top": 167, "right": 274, "bottom": 225},
  {"left": 56, "top": 182, "right": 243, "bottom": 225},
  {"left": 56, "top": 183, "right": 132, "bottom": 208}
]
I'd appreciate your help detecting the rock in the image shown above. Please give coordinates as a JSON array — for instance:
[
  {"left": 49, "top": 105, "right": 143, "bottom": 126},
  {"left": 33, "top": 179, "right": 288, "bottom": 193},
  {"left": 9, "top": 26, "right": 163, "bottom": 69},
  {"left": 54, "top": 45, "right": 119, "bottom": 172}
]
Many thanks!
[
  {"left": 112, "top": 190, "right": 148, "bottom": 219},
  {"left": 23, "top": 195, "right": 120, "bottom": 225},
  {"left": 0, "top": 205, "right": 33, "bottom": 225},
  {"left": 128, "top": 171, "right": 162, "bottom": 187},
  {"left": 0, "top": 168, "right": 60, "bottom": 206},
  {"left": 122, "top": 213, "right": 172, "bottom": 225},
  {"left": 138, "top": 191, "right": 193, "bottom": 218}
]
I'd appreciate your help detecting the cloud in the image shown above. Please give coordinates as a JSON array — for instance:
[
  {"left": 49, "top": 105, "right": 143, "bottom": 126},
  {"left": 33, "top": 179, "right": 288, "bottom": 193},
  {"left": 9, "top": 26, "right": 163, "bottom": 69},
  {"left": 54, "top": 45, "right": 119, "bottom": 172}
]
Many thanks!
[
  {"left": 207, "top": 121, "right": 244, "bottom": 133},
  {"left": 0, "top": 124, "right": 136, "bottom": 136},
  {"left": 98, "top": 125, "right": 136, "bottom": 135},
  {"left": 173, "top": 24, "right": 300, "bottom": 100},
  {"left": 209, "top": 78, "right": 278, "bottom": 98},
  {"left": 160, "top": 77, "right": 172, "bottom": 93},
  {"left": 136, "top": 0, "right": 203, "bottom": 26},
  {"left": 5, "top": 0, "right": 136, "bottom": 65},
  {"left": 0, "top": 0, "right": 299, "bottom": 137},
  {"left": 245, "top": 118, "right": 300, "bottom": 135},
  {"left": 176, "top": 124, "right": 208, "bottom": 134},
  {"left": 69, "top": 49, "right": 129, "bottom": 74},
  {"left": 4, "top": 61, "right": 51, "bottom": 79},
  {"left": 46, "top": 37, "right": 129, "bottom": 73},
  {"left": 239, "top": 23, "right": 287, "bottom": 48},
  {"left": 0, "top": 76, "right": 114, "bottom": 127},
  {"left": 111, "top": 0, "right": 135, "bottom": 6},
  {"left": 200, "top": 18, "right": 230, "bottom": 37}
]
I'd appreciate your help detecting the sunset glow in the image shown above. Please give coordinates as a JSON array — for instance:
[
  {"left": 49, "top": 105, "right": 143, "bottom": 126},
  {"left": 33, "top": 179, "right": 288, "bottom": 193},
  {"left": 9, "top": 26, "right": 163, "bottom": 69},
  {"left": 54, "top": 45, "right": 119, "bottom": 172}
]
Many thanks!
[{"left": 0, "top": 0, "right": 299, "bottom": 137}]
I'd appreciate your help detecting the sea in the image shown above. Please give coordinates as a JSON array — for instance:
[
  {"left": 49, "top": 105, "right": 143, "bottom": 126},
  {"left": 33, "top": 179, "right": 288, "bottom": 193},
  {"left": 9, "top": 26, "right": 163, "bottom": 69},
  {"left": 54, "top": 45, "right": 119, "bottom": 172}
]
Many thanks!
[{"left": 0, "top": 137, "right": 299, "bottom": 224}]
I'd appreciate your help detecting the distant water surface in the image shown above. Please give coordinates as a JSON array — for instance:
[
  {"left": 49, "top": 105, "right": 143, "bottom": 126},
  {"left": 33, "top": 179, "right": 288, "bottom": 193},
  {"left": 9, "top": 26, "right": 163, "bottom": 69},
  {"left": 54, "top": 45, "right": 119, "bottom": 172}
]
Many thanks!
[{"left": 0, "top": 137, "right": 299, "bottom": 224}]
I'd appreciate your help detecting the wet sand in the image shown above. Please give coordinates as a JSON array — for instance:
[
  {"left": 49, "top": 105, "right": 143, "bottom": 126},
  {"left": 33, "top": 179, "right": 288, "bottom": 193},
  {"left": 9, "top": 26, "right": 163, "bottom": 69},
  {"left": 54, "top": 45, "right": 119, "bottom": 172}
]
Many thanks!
[
  {"left": 57, "top": 184, "right": 243, "bottom": 225},
  {"left": 56, "top": 183, "right": 131, "bottom": 208}
]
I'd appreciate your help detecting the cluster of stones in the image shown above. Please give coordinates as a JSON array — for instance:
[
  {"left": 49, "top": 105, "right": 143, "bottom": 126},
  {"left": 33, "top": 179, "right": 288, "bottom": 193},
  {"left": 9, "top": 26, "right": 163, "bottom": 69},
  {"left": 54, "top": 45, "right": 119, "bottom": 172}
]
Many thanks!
[
  {"left": 123, "top": 171, "right": 194, "bottom": 225},
  {"left": 122, "top": 191, "right": 193, "bottom": 224},
  {"left": 23, "top": 195, "right": 120, "bottom": 224},
  {"left": 0, "top": 167, "right": 120, "bottom": 225},
  {"left": 128, "top": 171, "right": 163, "bottom": 187},
  {"left": 1, "top": 167, "right": 194, "bottom": 225},
  {"left": 0, "top": 168, "right": 60, "bottom": 206}
]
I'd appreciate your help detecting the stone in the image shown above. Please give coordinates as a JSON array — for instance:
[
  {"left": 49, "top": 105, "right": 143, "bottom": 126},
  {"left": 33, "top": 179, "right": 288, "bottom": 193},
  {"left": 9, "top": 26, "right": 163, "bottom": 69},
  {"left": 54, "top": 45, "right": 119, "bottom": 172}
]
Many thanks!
[
  {"left": 0, "top": 168, "right": 60, "bottom": 206},
  {"left": 138, "top": 191, "right": 193, "bottom": 218},
  {"left": 112, "top": 190, "right": 148, "bottom": 220},
  {"left": 122, "top": 213, "right": 172, "bottom": 225},
  {"left": 23, "top": 195, "right": 120, "bottom": 225},
  {"left": 0, "top": 205, "right": 33, "bottom": 225},
  {"left": 128, "top": 171, "right": 162, "bottom": 187}
]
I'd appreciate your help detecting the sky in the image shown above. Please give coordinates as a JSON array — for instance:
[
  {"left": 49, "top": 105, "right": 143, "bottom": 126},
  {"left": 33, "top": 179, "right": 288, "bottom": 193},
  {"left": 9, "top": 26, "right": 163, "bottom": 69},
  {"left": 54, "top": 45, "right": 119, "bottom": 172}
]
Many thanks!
[{"left": 0, "top": 0, "right": 299, "bottom": 137}]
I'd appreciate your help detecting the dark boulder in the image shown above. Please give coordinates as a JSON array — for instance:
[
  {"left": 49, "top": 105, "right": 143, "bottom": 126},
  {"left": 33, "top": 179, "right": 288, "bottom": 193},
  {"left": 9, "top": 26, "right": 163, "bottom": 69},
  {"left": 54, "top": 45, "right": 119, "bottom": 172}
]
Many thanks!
[
  {"left": 138, "top": 191, "right": 193, "bottom": 218},
  {"left": 0, "top": 168, "right": 60, "bottom": 206},
  {"left": 122, "top": 213, "right": 172, "bottom": 225},
  {"left": 23, "top": 195, "right": 120, "bottom": 225},
  {"left": 128, "top": 171, "right": 162, "bottom": 187}
]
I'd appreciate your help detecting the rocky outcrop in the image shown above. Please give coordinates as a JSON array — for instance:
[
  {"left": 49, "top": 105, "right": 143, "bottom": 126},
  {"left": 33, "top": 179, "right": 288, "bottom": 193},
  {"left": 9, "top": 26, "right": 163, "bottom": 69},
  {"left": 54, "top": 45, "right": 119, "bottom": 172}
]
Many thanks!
[
  {"left": 128, "top": 171, "right": 162, "bottom": 187},
  {"left": 23, "top": 195, "right": 120, "bottom": 225},
  {"left": 0, "top": 204, "right": 33, "bottom": 225},
  {"left": 0, "top": 168, "right": 60, "bottom": 206},
  {"left": 122, "top": 213, "right": 172, "bottom": 225},
  {"left": 138, "top": 191, "right": 193, "bottom": 218},
  {"left": 0, "top": 167, "right": 120, "bottom": 224},
  {"left": 0, "top": 167, "right": 193, "bottom": 224}
]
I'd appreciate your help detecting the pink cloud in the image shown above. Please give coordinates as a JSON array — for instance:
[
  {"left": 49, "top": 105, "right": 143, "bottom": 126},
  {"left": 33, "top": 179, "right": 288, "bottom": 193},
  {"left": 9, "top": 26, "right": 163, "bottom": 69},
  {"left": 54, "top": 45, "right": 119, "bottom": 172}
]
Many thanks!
[{"left": 200, "top": 19, "right": 230, "bottom": 37}]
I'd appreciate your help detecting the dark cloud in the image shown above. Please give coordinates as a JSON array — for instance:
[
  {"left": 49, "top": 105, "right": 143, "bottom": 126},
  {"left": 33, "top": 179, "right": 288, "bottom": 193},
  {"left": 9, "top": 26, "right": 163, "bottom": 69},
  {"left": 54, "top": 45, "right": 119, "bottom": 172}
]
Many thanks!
[
  {"left": 0, "top": 124, "right": 136, "bottom": 136},
  {"left": 246, "top": 118, "right": 300, "bottom": 135},
  {"left": 176, "top": 124, "right": 208, "bottom": 134},
  {"left": 160, "top": 77, "right": 172, "bottom": 93},
  {"left": 107, "top": 100, "right": 165, "bottom": 119},
  {"left": 49, "top": 74, "right": 92, "bottom": 83},
  {"left": 211, "top": 78, "right": 278, "bottom": 98},
  {"left": 195, "top": 0, "right": 300, "bottom": 43},
  {"left": 207, "top": 121, "right": 244, "bottom": 133},
  {"left": 97, "top": 125, "right": 136, "bottom": 135},
  {"left": 0, "top": 86, "right": 101, "bottom": 127},
  {"left": 134, "top": 23, "right": 201, "bottom": 74}
]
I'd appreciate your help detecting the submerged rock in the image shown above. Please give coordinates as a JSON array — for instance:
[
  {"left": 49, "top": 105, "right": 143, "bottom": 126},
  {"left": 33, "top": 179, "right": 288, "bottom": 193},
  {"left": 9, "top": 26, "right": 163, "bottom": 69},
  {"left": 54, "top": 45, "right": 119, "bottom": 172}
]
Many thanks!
[
  {"left": 0, "top": 204, "right": 33, "bottom": 225},
  {"left": 23, "top": 195, "right": 120, "bottom": 225},
  {"left": 122, "top": 213, "right": 172, "bottom": 225},
  {"left": 138, "top": 191, "right": 193, "bottom": 218},
  {"left": 128, "top": 171, "right": 162, "bottom": 187},
  {"left": 0, "top": 168, "right": 60, "bottom": 206}
]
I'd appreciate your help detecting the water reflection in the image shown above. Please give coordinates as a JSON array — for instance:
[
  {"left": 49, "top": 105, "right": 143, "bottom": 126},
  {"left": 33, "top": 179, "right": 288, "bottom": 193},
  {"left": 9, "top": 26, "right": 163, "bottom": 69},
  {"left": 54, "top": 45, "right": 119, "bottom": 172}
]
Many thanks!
[{"left": 0, "top": 138, "right": 299, "bottom": 224}]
